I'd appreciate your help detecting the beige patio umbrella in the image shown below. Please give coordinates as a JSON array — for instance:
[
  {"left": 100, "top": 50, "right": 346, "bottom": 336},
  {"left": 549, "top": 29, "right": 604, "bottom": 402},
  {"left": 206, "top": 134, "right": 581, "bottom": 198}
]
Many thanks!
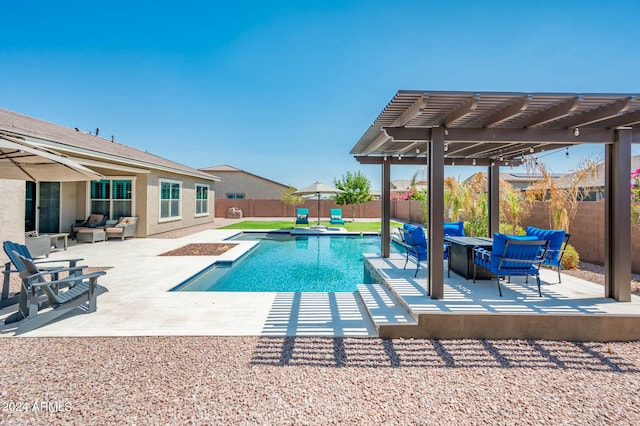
[
  {"left": 292, "top": 181, "right": 345, "bottom": 225},
  {"left": 0, "top": 136, "right": 103, "bottom": 181}
]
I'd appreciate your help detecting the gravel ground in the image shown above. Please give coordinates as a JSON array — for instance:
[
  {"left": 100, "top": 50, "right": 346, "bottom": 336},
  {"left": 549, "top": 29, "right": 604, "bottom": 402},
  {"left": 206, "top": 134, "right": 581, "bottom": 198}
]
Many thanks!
[{"left": 1, "top": 336, "right": 639, "bottom": 425}]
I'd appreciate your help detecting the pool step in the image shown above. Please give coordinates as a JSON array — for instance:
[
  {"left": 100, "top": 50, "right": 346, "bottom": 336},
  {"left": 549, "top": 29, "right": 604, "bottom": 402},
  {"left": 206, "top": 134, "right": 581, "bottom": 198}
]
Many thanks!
[{"left": 357, "top": 283, "right": 418, "bottom": 335}]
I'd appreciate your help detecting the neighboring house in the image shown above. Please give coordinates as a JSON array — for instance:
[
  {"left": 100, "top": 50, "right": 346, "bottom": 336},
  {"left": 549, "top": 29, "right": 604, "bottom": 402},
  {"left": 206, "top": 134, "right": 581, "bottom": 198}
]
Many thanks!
[
  {"left": 0, "top": 108, "right": 220, "bottom": 240},
  {"left": 200, "top": 164, "right": 290, "bottom": 199},
  {"left": 553, "top": 154, "right": 640, "bottom": 201},
  {"left": 499, "top": 173, "right": 553, "bottom": 191}
]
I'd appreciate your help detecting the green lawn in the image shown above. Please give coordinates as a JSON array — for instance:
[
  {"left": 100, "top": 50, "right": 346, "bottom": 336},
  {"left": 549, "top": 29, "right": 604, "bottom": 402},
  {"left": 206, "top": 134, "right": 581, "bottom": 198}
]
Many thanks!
[{"left": 218, "top": 220, "right": 402, "bottom": 233}]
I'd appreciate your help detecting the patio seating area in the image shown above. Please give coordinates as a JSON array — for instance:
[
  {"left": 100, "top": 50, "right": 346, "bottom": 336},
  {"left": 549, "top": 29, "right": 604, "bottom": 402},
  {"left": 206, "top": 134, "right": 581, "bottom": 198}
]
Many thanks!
[{"left": 0, "top": 227, "right": 637, "bottom": 339}]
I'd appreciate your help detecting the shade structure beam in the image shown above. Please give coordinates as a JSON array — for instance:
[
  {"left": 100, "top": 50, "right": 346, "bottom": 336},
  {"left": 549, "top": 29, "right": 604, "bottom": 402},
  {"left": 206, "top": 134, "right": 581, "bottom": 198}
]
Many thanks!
[
  {"left": 428, "top": 127, "right": 445, "bottom": 299},
  {"left": 542, "top": 97, "right": 631, "bottom": 129},
  {"left": 604, "top": 128, "right": 632, "bottom": 301}
]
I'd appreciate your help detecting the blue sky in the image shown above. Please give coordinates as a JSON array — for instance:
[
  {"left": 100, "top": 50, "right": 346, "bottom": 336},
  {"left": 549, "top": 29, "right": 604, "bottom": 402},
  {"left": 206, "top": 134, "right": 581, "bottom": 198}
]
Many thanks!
[{"left": 1, "top": 0, "right": 639, "bottom": 190}]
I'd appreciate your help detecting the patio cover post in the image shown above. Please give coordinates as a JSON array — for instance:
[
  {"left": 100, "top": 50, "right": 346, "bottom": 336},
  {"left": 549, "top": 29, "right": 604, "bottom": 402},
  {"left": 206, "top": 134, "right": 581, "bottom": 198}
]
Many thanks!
[
  {"left": 428, "top": 127, "right": 445, "bottom": 299},
  {"left": 604, "top": 128, "right": 632, "bottom": 301},
  {"left": 381, "top": 157, "right": 391, "bottom": 258},
  {"left": 488, "top": 162, "right": 500, "bottom": 235}
]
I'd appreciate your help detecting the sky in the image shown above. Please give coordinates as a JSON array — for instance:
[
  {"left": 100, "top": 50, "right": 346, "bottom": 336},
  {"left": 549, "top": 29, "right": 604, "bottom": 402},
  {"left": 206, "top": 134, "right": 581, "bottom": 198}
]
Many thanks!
[{"left": 1, "top": 0, "right": 639, "bottom": 190}]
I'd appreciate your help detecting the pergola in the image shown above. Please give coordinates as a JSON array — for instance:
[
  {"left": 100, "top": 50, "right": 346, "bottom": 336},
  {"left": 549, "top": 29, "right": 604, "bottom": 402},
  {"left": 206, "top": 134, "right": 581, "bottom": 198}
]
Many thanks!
[{"left": 351, "top": 90, "right": 639, "bottom": 302}]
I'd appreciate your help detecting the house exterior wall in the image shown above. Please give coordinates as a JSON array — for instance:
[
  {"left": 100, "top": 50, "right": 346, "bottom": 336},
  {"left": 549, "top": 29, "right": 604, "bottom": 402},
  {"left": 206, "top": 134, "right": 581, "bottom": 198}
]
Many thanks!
[
  {"left": 60, "top": 182, "right": 77, "bottom": 233},
  {"left": 211, "top": 171, "right": 288, "bottom": 199},
  {"left": 0, "top": 180, "right": 26, "bottom": 265},
  {"left": 145, "top": 171, "right": 214, "bottom": 236}
]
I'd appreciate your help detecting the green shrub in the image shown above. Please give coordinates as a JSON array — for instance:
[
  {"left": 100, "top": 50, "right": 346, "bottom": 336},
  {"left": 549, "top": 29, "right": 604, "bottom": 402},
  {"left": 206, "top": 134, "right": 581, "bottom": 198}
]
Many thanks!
[{"left": 561, "top": 244, "right": 580, "bottom": 270}]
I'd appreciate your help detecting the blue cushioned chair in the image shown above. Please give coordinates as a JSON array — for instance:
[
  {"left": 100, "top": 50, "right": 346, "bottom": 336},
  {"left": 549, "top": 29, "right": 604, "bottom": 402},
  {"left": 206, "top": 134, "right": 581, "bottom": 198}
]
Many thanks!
[
  {"left": 525, "top": 226, "right": 570, "bottom": 283},
  {"left": 444, "top": 221, "right": 465, "bottom": 277},
  {"left": 401, "top": 224, "right": 428, "bottom": 277},
  {"left": 329, "top": 208, "right": 345, "bottom": 225},
  {"left": 295, "top": 208, "right": 309, "bottom": 225},
  {"left": 473, "top": 233, "right": 549, "bottom": 297},
  {"left": 444, "top": 221, "right": 465, "bottom": 237},
  {"left": 398, "top": 224, "right": 450, "bottom": 277}
]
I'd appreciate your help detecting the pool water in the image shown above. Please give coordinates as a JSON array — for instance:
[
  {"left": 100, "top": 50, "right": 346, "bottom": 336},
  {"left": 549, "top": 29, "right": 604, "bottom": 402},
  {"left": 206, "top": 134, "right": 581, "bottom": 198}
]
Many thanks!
[{"left": 174, "top": 233, "right": 398, "bottom": 292}]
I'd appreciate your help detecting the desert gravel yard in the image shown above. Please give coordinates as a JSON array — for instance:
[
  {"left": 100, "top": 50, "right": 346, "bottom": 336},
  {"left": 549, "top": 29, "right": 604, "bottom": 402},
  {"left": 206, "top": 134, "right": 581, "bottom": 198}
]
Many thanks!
[{"left": 1, "top": 336, "right": 639, "bottom": 425}]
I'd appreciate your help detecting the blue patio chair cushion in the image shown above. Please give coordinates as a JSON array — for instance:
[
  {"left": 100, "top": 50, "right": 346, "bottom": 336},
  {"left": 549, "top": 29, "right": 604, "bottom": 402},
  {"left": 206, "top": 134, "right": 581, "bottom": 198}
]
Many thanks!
[
  {"left": 490, "top": 233, "right": 540, "bottom": 272},
  {"left": 525, "top": 226, "right": 566, "bottom": 264},
  {"left": 402, "top": 224, "right": 427, "bottom": 260},
  {"left": 444, "top": 221, "right": 465, "bottom": 237}
]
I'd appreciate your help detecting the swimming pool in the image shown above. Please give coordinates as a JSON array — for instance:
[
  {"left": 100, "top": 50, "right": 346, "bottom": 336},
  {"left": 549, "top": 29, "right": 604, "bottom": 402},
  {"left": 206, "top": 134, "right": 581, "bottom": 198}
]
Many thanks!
[{"left": 173, "top": 233, "right": 399, "bottom": 292}]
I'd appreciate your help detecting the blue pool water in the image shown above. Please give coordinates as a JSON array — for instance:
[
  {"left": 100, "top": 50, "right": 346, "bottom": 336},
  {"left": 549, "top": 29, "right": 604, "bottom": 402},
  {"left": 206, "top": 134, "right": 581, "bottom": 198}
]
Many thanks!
[{"left": 173, "top": 233, "right": 398, "bottom": 292}]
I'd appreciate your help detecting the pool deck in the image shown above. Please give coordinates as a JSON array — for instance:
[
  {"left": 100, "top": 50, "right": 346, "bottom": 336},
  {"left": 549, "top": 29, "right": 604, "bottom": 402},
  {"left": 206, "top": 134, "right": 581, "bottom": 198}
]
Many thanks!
[{"left": 1, "top": 228, "right": 638, "bottom": 339}]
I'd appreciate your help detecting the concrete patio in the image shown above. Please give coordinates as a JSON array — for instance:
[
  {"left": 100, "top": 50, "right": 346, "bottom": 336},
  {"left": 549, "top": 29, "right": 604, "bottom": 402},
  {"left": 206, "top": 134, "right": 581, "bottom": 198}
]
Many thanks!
[{"left": 1, "top": 229, "right": 638, "bottom": 339}]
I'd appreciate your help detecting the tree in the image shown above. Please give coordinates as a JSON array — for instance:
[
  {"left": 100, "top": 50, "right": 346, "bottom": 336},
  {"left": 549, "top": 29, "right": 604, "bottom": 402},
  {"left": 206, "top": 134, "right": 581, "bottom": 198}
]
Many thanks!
[
  {"left": 500, "top": 180, "right": 531, "bottom": 235},
  {"left": 333, "top": 171, "right": 373, "bottom": 221},
  {"left": 444, "top": 176, "right": 464, "bottom": 222},
  {"left": 281, "top": 186, "right": 303, "bottom": 219}
]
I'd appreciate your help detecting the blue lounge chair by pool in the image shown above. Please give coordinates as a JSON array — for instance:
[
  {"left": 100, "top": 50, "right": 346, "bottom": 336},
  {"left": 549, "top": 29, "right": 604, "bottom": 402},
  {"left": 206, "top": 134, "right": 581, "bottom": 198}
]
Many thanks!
[
  {"left": 473, "top": 233, "right": 549, "bottom": 297},
  {"left": 525, "top": 226, "right": 570, "bottom": 283},
  {"left": 329, "top": 208, "right": 344, "bottom": 225},
  {"left": 295, "top": 208, "right": 309, "bottom": 225}
]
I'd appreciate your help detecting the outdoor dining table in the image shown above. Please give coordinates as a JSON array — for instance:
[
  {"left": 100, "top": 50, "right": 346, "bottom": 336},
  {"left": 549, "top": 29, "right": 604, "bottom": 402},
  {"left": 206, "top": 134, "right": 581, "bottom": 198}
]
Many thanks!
[{"left": 445, "top": 236, "right": 494, "bottom": 280}]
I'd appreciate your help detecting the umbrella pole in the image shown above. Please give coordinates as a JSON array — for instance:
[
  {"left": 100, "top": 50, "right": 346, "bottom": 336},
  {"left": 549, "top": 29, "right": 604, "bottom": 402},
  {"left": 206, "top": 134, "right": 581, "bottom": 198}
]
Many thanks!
[{"left": 317, "top": 192, "right": 321, "bottom": 225}]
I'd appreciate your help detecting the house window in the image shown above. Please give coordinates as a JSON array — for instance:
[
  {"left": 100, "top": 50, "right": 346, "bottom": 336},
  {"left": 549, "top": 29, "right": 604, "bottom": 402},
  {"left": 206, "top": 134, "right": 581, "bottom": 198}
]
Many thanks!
[
  {"left": 160, "top": 179, "right": 181, "bottom": 220},
  {"left": 91, "top": 179, "right": 133, "bottom": 219},
  {"left": 195, "top": 184, "right": 209, "bottom": 216},
  {"left": 227, "top": 193, "right": 245, "bottom": 199}
]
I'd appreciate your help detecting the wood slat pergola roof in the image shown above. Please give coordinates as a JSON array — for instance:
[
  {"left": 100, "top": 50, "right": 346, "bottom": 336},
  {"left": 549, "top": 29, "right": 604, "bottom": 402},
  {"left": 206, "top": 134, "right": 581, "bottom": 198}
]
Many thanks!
[{"left": 351, "top": 90, "right": 640, "bottom": 166}]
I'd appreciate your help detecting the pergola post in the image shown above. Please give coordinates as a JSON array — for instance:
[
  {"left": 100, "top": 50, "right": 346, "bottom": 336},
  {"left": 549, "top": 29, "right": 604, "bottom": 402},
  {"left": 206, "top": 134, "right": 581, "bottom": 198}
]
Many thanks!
[
  {"left": 488, "top": 162, "right": 500, "bottom": 236},
  {"left": 604, "top": 128, "right": 632, "bottom": 301},
  {"left": 428, "top": 127, "right": 445, "bottom": 299},
  {"left": 381, "top": 156, "right": 391, "bottom": 258}
]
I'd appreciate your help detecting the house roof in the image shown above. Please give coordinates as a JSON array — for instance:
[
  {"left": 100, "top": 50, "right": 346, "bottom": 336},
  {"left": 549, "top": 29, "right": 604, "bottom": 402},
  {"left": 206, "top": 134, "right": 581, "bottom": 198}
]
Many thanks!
[
  {"left": 351, "top": 90, "right": 640, "bottom": 166},
  {"left": 199, "top": 164, "right": 290, "bottom": 188},
  {"left": 0, "top": 108, "right": 218, "bottom": 181}
]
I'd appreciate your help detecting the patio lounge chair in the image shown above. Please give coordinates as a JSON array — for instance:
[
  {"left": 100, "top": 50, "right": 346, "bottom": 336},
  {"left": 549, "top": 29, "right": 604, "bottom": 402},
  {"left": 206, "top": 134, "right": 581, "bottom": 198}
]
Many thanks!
[
  {"left": 329, "top": 208, "right": 345, "bottom": 225},
  {"left": 296, "top": 208, "right": 309, "bottom": 225},
  {"left": 105, "top": 216, "right": 138, "bottom": 241},
  {"left": 24, "top": 231, "right": 51, "bottom": 258},
  {"left": 473, "top": 233, "right": 549, "bottom": 297},
  {"left": 71, "top": 214, "right": 106, "bottom": 238},
  {"left": 12, "top": 252, "right": 106, "bottom": 334},
  {"left": 525, "top": 226, "right": 570, "bottom": 283},
  {"left": 2, "top": 240, "right": 85, "bottom": 321}
]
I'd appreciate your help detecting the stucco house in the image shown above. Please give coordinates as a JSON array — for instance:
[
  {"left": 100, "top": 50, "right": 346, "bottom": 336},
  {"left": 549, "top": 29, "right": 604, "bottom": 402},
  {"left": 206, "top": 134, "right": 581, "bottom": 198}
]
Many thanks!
[
  {"left": 200, "top": 164, "right": 290, "bottom": 199},
  {"left": 0, "top": 107, "right": 220, "bottom": 248}
]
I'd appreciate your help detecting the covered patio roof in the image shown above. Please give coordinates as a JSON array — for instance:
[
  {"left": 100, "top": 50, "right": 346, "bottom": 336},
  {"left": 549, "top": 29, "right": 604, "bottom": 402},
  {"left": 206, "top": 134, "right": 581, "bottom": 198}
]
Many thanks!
[
  {"left": 351, "top": 90, "right": 638, "bottom": 302},
  {"left": 351, "top": 90, "right": 640, "bottom": 165}
]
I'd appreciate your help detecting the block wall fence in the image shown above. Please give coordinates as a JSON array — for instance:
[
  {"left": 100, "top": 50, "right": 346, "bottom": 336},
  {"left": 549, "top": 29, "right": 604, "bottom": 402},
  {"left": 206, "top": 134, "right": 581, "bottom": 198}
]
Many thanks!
[{"left": 215, "top": 198, "right": 639, "bottom": 273}]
